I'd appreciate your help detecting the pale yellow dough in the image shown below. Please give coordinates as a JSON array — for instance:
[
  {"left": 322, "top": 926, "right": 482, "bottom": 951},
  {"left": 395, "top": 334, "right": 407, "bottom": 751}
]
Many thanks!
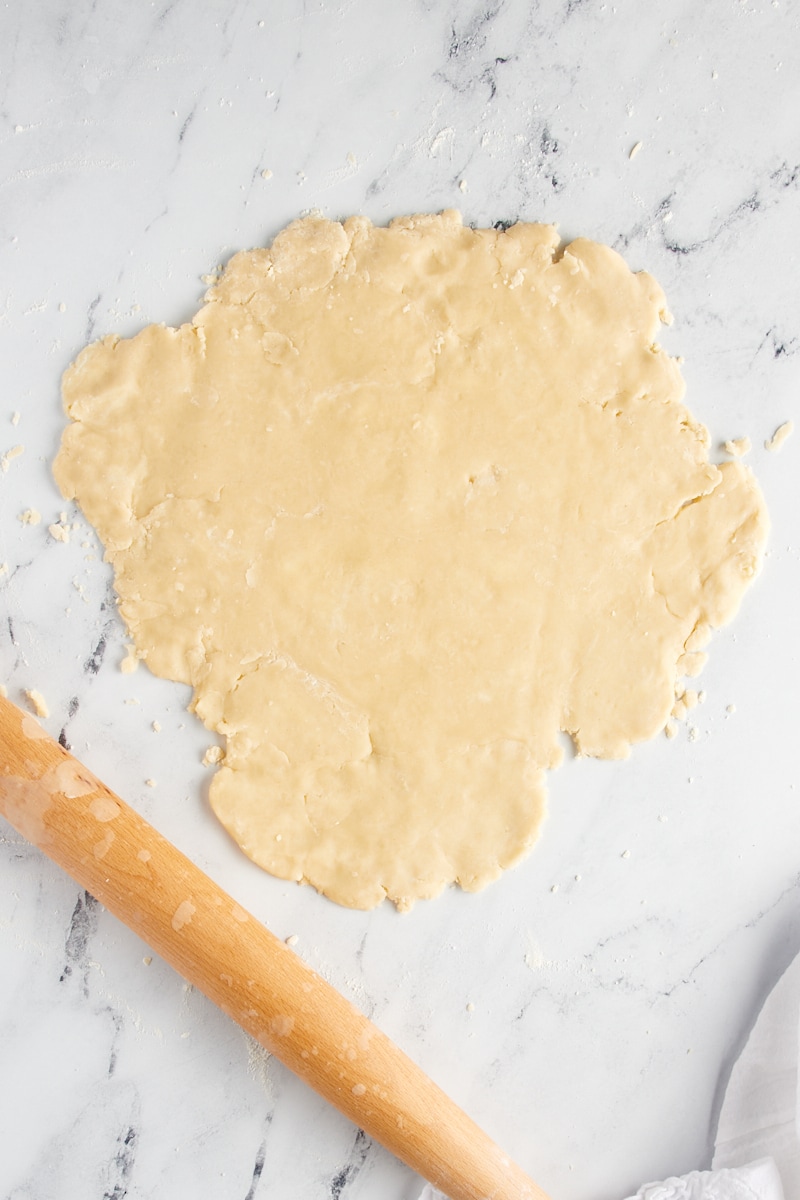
[{"left": 54, "top": 211, "right": 768, "bottom": 910}]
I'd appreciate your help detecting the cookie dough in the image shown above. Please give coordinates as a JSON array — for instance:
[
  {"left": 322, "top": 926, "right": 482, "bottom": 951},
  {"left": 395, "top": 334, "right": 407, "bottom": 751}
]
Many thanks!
[{"left": 54, "top": 211, "right": 768, "bottom": 909}]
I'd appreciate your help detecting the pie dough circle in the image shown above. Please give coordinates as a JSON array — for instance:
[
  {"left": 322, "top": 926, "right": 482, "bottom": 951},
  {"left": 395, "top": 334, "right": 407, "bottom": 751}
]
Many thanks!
[{"left": 54, "top": 211, "right": 768, "bottom": 909}]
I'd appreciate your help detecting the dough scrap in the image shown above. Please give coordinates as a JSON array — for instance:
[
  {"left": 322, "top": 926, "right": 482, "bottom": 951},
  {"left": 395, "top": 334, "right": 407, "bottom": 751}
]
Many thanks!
[
  {"left": 723, "top": 436, "right": 751, "bottom": 458},
  {"left": 54, "top": 211, "right": 768, "bottom": 910},
  {"left": 765, "top": 420, "right": 793, "bottom": 452}
]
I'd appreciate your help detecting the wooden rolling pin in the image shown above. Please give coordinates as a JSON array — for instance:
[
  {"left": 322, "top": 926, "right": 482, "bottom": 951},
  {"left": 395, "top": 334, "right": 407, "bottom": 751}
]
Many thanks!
[{"left": 0, "top": 695, "right": 548, "bottom": 1200}]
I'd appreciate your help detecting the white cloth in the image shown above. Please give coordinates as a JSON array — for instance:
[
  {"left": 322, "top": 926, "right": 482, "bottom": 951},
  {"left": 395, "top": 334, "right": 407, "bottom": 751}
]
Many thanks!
[
  {"left": 712, "top": 953, "right": 800, "bottom": 1195},
  {"left": 417, "top": 954, "right": 800, "bottom": 1200},
  {"left": 625, "top": 953, "right": 800, "bottom": 1200},
  {"left": 418, "top": 1161, "right": 783, "bottom": 1200},
  {"left": 626, "top": 1160, "right": 784, "bottom": 1200},
  {"left": 417, "top": 1158, "right": 784, "bottom": 1200}
]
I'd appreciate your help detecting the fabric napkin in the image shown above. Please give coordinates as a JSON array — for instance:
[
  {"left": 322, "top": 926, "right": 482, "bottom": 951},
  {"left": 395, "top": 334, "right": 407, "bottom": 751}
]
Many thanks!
[
  {"left": 625, "top": 1159, "right": 784, "bottom": 1200},
  {"left": 418, "top": 1161, "right": 782, "bottom": 1200},
  {"left": 417, "top": 952, "right": 800, "bottom": 1200},
  {"left": 712, "top": 951, "right": 800, "bottom": 1194}
]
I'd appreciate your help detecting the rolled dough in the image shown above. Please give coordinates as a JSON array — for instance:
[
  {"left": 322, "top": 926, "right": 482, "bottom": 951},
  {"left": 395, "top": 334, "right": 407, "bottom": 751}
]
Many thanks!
[{"left": 54, "top": 211, "right": 768, "bottom": 910}]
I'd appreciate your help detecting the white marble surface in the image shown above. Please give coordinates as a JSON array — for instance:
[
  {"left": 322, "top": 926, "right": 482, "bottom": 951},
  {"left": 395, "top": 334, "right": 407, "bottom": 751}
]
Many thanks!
[{"left": 1, "top": 2, "right": 799, "bottom": 1198}]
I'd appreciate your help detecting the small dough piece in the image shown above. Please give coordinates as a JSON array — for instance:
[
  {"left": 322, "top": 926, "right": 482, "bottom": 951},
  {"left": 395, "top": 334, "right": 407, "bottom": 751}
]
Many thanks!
[
  {"left": 120, "top": 644, "right": 139, "bottom": 674},
  {"left": 723, "top": 436, "right": 751, "bottom": 458},
  {"left": 25, "top": 689, "right": 49, "bottom": 719},
  {"left": 765, "top": 420, "right": 793, "bottom": 452},
  {"left": 48, "top": 520, "right": 70, "bottom": 543},
  {"left": 1, "top": 444, "right": 24, "bottom": 472},
  {"left": 53, "top": 211, "right": 769, "bottom": 909}
]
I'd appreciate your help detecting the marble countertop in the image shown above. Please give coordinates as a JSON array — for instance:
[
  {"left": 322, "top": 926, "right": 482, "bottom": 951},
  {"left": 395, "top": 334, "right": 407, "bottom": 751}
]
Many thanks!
[{"left": 1, "top": 2, "right": 799, "bottom": 1198}]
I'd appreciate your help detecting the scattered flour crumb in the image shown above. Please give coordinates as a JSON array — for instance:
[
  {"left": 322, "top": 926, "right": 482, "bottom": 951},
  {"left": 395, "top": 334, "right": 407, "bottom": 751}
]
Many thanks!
[
  {"left": 202, "top": 744, "right": 224, "bottom": 766},
  {"left": 261, "top": 168, "right": 273, "bottom": 180},
  {"left": 429, "top": 127, "right": 454, "bottom": 156},
  {"left": 459, "top": 179, "right": 468, "bottom": 192},
  {"left": 466, "top": 1001, "right": 475, "bottom": 1013},
  {"left": 24, "top": 688, "right": 49, "bottom": 718},
  {"left": 723, "top": 436, "right": 751, "bottom": 457},
  {"left": 152, "top": 720, "right": 161, "bottom": 733},
  {"left": 726, "top": 703, "right": 736, "bottom": 715},
  {"left": 665, "top": 719, "right": 678, "bottom": 739},
  {"left": 48, "top": 521, "right": 70, "bottom": 543},
  {"left": 120, "top": 645, "right": 139, "bottom": 674},
  {"left": 550, "top": 883, "right": 559, "bottom": 893},
  {"left": 19, "top": 508, "right": 41, "bottom": 525},
  {"left": 621, "top": 849, "right": 631, "bottom": 859},
  {"left": 0, "top": 562, "right": 8, "bottom": 576},
  {"left": 145, "top": 778, "right": 156, "bottom": 788},
  {"left": 0, "top": 682, "right": 7, "bottom": 697},
  {"left": 1, "top": 444, "right": 24, "bottom": 472},
  {"left": 11, "top": 412, "right": 20, "bottom": 426},
  {"left": 285, "top": 934, "right": 299, "bottom": 947},
  {"left": 687, "top": 725, "right": 699, "bottom": 742},
  {"left": 765, "top": 420, "right": 793, "bottom": 452},
  {"left": 143, "top": 956, "right": 153, "bottom": 966},
  {"left": 629, "top": 141, "right": 643, "bottom": 159},
  {"left": 246, "top": 1040, "right": 274, "bottom": 1093}
]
